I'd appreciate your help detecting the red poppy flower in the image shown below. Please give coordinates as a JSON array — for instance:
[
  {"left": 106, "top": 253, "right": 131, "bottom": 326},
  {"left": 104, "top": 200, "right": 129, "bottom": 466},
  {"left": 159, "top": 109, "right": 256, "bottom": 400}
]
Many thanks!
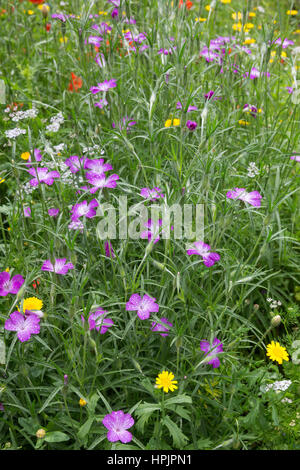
[
  {"left": 46, "top": 23, "right": 51, "bottom": 32},
  {"left": 29, "top": 0, "right": 44, "bottom": 4},
  {"left": 179, "top": 0, "right": 193, "bottom": 10},
  {"left": 68, "top": 72, "right": 83, "bottom": 92}
]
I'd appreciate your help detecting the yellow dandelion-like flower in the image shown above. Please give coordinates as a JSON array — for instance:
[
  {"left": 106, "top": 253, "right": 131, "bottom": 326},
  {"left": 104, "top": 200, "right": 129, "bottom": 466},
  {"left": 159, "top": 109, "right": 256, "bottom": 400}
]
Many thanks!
[
  {"left": 21, "top": 151, "right": 30, "bottom": 160},
  {"left": 164, "top": 119, "right": 172, "bottom": 128},
  {"left": 205, "top": 5, "right": 211, "bottom": 11},
  {"left": 155, "top": 371, "right": 178, "bottom": 393},
  {"left": 99, "top": 11, "right": 108, "bottom": 16},
  {"left": 173, "top": 118, "right": 180, "bottom": 126},
  {"left": 266, "top": 341, "right": 289, "bottom": 364},
  {"left": 238, "top": 119, "right": 250, "bottom": 126},
  {"left": 232, "top": 22, "right": 242, "bottom": 32},
  {"left": 0, "top": 178, "right": 5, "bottom": 184},
  {"left": 287, "top": 10, "right": 298, "bottom": 16},
  {"left": 294, "top": 29, "right": 300, "bottom": 34},
  {"left": 220, "top": 0, "right": 231, "bottom": 3},
  {"left": 195, "top": 17, "right": 207, "bottom": 22},
  {"left": 27, "top": 10, "right": 34, "bottom": 15},
  {"left": 5, "top": 267, "right": 9, "bottom": 272},
  {"left": 59, "top": 36, "right": 68, "bottom": 43},
  {"left": 243, "top": 38, "right": 255, "bottom": 45},
  {"left": 79, "top": 398, "right": 87, "bottom": 406},
  {"left": 281, "top": 51, "right": 287, "bottom": 58},
  {"left": 37, "top": 5, "right": 50, "bottom": 12},
  {"left": 232, "top": 12, "right": 242, "bottom": 21},
  {"left": 19, "top": 297, "right": 43, "bottom": 314},
  {"left": 249, "top": 12, "right": 256, "bottom": 18}
]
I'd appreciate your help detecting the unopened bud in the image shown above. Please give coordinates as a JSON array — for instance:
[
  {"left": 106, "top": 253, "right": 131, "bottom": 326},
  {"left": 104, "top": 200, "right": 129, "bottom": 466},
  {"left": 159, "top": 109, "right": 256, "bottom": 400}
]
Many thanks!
[
  {"left": 42, "top": 5, "right": 49, "bottom": 18},
  {"left": 36, "top": 429, "right": 46, "bottom": 439},
  {"left": 271, "top": 315, "right": 281, "bottom": 327},
  {"left": 254, "top": 304, "right": 259, "bottom": 310}
]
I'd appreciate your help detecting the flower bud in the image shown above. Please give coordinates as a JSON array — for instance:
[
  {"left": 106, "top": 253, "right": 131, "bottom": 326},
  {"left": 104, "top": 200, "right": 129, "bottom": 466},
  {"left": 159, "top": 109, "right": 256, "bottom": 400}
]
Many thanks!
[
  {"left": 41, "top": 5, "right": 49, "bottom": 19},
  {"left": 36, "top": 429, "right": 46, "bottom": 439},
  {"left": 271, "top": 315, "right": 281, "bottom": 327}
]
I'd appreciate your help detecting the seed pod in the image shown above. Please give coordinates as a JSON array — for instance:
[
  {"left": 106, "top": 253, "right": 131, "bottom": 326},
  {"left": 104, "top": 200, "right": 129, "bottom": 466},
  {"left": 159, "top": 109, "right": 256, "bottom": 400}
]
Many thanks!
[{"left": 271, "top": 315, "right": 281, "bottom": 327}]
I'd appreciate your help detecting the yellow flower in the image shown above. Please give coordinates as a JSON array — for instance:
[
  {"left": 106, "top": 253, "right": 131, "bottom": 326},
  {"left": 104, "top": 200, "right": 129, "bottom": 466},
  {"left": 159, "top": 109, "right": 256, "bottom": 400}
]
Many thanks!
[
  {"left": 59, "top": 36, "right": 68, "bottom": 43},
  {"left": 220, "top": 0, "right": 231, "bottom": 3},
  {"left": 244, "top": 22, "right": 254, "bottom": 32},
  {"left": 164, "top": 119, "right": 172, "bottom": 128},
  {"left": 37, "top": 5, "right": 50, "bottom": 12},
  {"left": 249, "top": 12, "right": 256, "bottom": 17},
  {"left": 205, "top": 5, "right": 211, "bottom": 11},
  {"left": 232, "top": 12, "right": 242, "bottom": 20},
  {"left": 98, "top": 11, "right": 108, "bottom": 16},
  {"left": 27, "top": 10, "right": 34, "bottom": 15},
  {"left": 287, "top": 10, "right": 298, "bottom": 16},
  {"left": 294, "top": 29, "right": 300, "bottom": 34},
  {"left": 36, "top": 429, "right": 46, "bottom": 439},
  {"left": 238, "top": 119, "right": 250, "bottom": 126},
  {"left": 5, "top": 268, "right": 9, "bottom": 272},
  {"left": 281, "top": 51, "right": 287, "bottom": 58},
  {"left": 195, "top": 17, "right": 207, "bottom": 22},
  {"left": 21, "top": 297, "right": 43, "bottom": 313},
  {"left": 243, "top": 38, "right": 255, "bottom": 45},
  {"left": 21, "top": 151, "right": 30, "bottom": 160},
  {"left": 0, "top": 178, "right": 5, "bottom": 184},
  {"left": 155, "top": 371, "right": 178, "bottom": 393},
  {"left": 173, "top": 118, "right": 180, "bottom": 126},
  {"left": 266, "top": 341, "right": 289, "bottom": 364},
  {"left": 232, "top": 22, "right": 242, "bottom": 32},
  {"left": 79, "top": 398, "right": 87, "bottom": 406}
]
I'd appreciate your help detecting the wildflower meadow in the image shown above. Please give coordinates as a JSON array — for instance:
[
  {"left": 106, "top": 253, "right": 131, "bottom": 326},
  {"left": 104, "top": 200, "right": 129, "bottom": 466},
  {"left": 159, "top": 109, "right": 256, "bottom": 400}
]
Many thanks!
[{"left": 0, "top": 0, "right": 300, "bottom": 452}]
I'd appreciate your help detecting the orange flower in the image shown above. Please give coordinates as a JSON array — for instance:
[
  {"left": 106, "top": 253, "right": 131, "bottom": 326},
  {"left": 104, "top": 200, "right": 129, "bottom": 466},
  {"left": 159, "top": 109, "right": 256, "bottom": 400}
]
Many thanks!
[
  {"left": 179, "top": 0, "right": 193, "bottom": 10},
  {"left": 68, "top": 73, "right": 82, "bottom": 92}
]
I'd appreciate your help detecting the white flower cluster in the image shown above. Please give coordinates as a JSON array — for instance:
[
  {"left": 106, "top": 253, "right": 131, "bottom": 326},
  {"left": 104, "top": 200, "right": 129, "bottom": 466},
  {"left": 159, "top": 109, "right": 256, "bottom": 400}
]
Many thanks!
[
  {"left": 263, "top": 379, "right": 292, "bottom": 393},
  {"left": 281, "top": 397, "right": 293, "bottom": 404},
  {"left": 53, "top": 143, "right": 65, "bottom": 154},
  {"left": 247, "top": 161, "right": 259, "bottom": 178},
  {"left": 267, "top": 297, "right": 282, "bottom": 309},
  {"left": 22, "top": 181, "right": 38, "bottom": 195},
  {"left": 5, "top": 127, "right": 26, "bottom": 139},
  {"left": 8, "top": 108, "right": 38, "bottom": 122},
  {"left": 82, "top": 144, "right": 104, "bottom": 156},
  {"left": 46, "top": 112, "right": 64, "bottom": 133}
]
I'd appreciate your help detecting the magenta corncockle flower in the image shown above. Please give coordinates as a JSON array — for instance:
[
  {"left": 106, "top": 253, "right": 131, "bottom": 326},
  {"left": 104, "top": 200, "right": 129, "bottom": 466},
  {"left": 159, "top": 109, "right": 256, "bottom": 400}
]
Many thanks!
[
  {"left": 187, "top": 241, "right": 220, "bottom": 267},
  {"left": 70, "top": 199, "right": 99, "bottom": 221},
  {"left": 4, "top": 311, "right": 40, "bottom": 343},
  {"left": 140, "top": 187, "right": 164, "bottom": 201},
  {"left": 25, "top": 148, "right": 43, "bottom": 168},
  {"left": 48, "top": 208, "right": 59, "bottom": 217},
  {"left": 176, "top": 102, "right": 198, "bottom": 112},
  {"left": 200, "top": 338, "right": 223, "bottom": 368},
  {"left": 286, "top": 87, "right": 293, "bottom": 94},
  {"left": 90, "top": 79, "right": 117, "bottom": 94},
  {"left": 111, "top": 8, "right": 119, "bottom": 18},
  {"left": 158, "top": 47, "right": 176, "bottom": 55},
  {"left": 52, "top": 13, "right": 67, "bottom": 22},
  {"left": 94, "top": 98, "right": 108, "bottom": 109},
  {"left": 226, "top": 188, "right": 262, "bottom": 207},
  {"left": 290, "top": 155, "right": 300, "bottom": 162},
  {"left": 41, "top": 258, "right": 74, "bottom": 275},
  {"left": 0, "top": 272, "right": 25, "bottom": 297},
  {"left": 88, "top": 308, "right": 114, "bottom": 334},
  {"left": 86, "top": 173, "right": 119, "bottom": 193},
  {"left": 92, "top": 23, "right": 112, "bottom": 35},
  {"left": 95, "top": 53, "right": 106, "bottom": 68},
  {"left": 243, "top": 67, "right": 270, "bottom": 79},
  {"left": 87, "top": 36, "right": 103, "bottom": 47},
  {"left": 112, "top": 117, "right": 136, "bottom": 132},
  {"left": 63, "top": 374, "right": 68, "bottom": 386},
  {"left": 275, "top": 38, "right": 294, "bottom": 48},
  {"left": 186, "top": 120, "right": 197, "bottom": 131},
  {"left": 0, "top": 403, "right": 4, "bottom": 411},
  {"left": 102, "top": 410, "right": 134, "bottom": 444},
  {"left": 126, "top": 294, "right": 159, "bottom": 320},
  {"left": 140, "top": 219, "right": 163, "bottom": 244},
  {"left": 104, "top": 241, "right": 115, "bottom": 258},
  {"left": 84, "top": 158, "right": 113, "bottom": 174},
  {"left": 27, "top": 167, "right": 60, "bottom": 186},
  {"left": 24, "top": 207, "right": 31, "bottom": 218},
  {"left": 204, "top": 90, "right": 215, "bottom": 100},
  {"left": 65, "top": 155, "right": 86, "bottom": 174},
  {"left": 151, "top": 317, "right": 173, "bottom": 337}
]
